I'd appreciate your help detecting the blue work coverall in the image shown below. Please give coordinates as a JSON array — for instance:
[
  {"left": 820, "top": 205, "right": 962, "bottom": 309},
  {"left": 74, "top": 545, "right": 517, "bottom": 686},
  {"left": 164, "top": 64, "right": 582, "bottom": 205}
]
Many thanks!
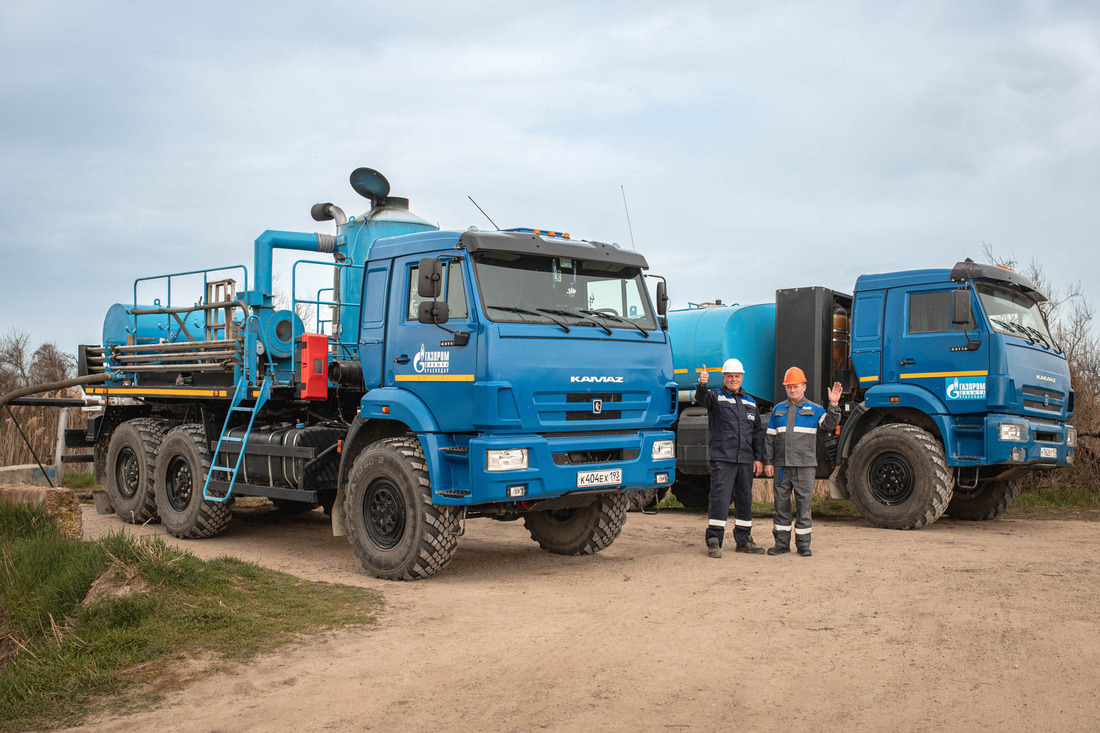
[{"left": 695, "top": 382, "right": 765, "bottom": 547}]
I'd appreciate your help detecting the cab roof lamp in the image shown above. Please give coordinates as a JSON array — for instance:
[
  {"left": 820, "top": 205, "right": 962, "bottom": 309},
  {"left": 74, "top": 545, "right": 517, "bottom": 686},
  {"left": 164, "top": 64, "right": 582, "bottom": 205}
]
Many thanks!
[{"left": 531, "top": 229, "right": 570, "bottom": 239}]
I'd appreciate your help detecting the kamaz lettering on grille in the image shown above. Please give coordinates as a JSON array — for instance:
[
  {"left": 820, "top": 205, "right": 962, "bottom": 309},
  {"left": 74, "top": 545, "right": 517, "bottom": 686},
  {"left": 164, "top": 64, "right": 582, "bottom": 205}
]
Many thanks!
[{"left": 570, "top": 376, "right": 624, "bottom": 383}]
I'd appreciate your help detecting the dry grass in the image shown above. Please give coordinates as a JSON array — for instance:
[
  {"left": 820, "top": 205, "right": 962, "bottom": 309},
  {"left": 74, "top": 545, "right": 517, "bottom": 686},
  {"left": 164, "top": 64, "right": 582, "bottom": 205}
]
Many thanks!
[{"left": 0, "top": 388, "right": 91, "bottom": 477}]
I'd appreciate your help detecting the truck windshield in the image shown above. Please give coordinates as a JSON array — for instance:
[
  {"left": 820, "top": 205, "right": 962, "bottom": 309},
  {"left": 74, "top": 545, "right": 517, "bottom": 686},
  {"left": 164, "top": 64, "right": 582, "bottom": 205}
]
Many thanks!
[
  {"left": 472, "top": 251, "right": 657, "bottom": 331},
  {"left": 976, "top": 282, "right": 1054, "bottom": 345}
]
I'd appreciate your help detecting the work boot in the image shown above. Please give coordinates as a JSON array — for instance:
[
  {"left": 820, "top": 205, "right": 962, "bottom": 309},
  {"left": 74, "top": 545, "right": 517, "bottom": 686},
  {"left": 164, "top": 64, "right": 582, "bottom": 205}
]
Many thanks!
[
  {"left": 766, "top": 544, "right": 789, "bottom": 556},
  {"left": 735, "top": 539, "right": 766, "bottom": 555},
  {"left": 707, "top": 537, "right": 722, "bottom": 558},
  {"left": 797, "top": 547, "right": 813, "bottom": 557}
]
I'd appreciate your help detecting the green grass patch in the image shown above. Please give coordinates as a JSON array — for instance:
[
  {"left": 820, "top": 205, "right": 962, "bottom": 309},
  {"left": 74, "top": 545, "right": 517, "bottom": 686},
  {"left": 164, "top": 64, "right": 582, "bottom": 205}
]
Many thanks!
[
  {"left": 0, "top": 504, "right": 382, "bottom": 732},
  {"left": 1008, "top": 485, "right": 1100, "bottom": 520},
  {"left": 60, "top": 472, "right": 97, "bottom": 490}
]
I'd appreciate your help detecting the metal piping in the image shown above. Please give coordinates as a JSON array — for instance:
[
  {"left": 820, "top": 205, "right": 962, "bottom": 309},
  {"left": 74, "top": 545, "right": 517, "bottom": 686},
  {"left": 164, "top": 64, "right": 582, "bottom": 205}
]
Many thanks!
[{"left": 254, "top": 230, "right": 331, "bottom": 295}]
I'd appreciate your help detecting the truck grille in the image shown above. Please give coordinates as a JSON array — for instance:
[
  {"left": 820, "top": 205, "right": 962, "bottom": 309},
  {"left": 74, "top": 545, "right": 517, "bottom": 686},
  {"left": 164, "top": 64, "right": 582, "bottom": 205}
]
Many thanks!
[
  {"left": 552, "top": 448, "right": 640, "bottom": 465},
  {"left": 1022, "top": 386, "right": 1064, "bottom": 414},
  {"left": 565, "top": 392, "right": 622, "bottom": 421}
]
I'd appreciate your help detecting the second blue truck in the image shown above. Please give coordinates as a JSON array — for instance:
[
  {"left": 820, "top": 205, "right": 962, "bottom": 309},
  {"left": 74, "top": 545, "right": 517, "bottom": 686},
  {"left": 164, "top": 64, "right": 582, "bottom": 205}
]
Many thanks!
[{"left": 668, "top": 260, "right": 1075, "bottom": 529}]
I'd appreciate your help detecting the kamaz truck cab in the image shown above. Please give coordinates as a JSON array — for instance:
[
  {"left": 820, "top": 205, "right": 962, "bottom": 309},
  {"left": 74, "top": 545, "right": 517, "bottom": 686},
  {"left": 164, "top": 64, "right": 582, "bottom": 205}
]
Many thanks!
[
  {"left": 836, "top": 259, "right": 1075, "bottom": 527},
  {"left": 331, "top": 226, "right": 678, "bottom": 576}
]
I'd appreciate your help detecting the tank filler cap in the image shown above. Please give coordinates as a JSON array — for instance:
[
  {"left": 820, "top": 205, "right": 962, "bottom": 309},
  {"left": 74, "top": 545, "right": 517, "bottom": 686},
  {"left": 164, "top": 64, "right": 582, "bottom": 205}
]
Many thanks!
[{"left": 350, "top": 167, "right": 391, "bottom": 205}]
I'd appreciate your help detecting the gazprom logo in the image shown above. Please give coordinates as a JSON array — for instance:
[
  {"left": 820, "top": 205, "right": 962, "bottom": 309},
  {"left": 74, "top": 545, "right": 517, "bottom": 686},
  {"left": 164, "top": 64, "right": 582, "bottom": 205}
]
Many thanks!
[{"left": 945, "top": 377, "right": 986, "bottom": 400}]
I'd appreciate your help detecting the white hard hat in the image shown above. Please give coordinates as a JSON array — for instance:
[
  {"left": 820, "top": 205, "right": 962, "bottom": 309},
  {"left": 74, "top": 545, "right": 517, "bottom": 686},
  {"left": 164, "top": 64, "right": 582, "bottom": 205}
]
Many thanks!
[{"left": 721, "top": 358, "right": 745, "bottom": 374}]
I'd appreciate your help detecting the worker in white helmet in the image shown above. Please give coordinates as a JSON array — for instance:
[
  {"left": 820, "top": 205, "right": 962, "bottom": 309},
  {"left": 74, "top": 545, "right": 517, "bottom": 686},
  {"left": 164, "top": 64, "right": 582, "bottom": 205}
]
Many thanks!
[{"left": 696, "top": 358, "right": 765, "bottom": 558}]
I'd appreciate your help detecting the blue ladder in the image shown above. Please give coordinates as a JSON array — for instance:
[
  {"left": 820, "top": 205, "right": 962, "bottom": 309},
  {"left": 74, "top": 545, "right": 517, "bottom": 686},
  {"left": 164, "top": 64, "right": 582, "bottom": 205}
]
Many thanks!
[{"left": 203, "top": 375, "right": 272, "bottom": 502}]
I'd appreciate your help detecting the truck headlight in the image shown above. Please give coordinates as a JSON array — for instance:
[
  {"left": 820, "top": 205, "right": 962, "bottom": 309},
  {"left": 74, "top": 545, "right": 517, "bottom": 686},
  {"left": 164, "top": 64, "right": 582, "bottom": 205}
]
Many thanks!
[
  {"left": 1067, "top": 426, "right": 1077, "bottom": 448},
  {"left": 486, "top": 448, "right": 528, "bottom": 471},
  {"left": 999, "top": 423, "right": 1029, "bottom": 442},
  {"left": 651, "top": 440, "right": 675, "bottom": 460}
]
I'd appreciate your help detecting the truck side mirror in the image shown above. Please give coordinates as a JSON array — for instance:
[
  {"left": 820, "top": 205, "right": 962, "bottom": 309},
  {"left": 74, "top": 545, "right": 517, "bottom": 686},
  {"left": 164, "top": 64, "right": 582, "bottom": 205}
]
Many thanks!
[
  {"left": 418, "top": 258, "right": 443, "bottom": 298},
  {"left": 952, "top": 288, "right": 972, "bottom": 325},
  {"left": 418, "top": 300, "right": 450, "bottom": 325},
  {"left": 656, "top": 281, "right": 669, "bottom": 316}
]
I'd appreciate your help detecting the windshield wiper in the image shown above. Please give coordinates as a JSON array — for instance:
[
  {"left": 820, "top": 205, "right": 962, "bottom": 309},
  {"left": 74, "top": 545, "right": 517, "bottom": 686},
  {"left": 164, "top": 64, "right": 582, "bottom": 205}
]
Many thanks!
[
  {"left": 580, "top": 310, "right": 650, "bottom": 337},
  {"left": 1021, "top": 324, "right": 1054, "bottom": 350},
  {"left": 488, "top": 305, "right": 570, "bottom": 333},
  {"left": 991, "top": 318, "right": 1034, "bottom": 343},
  {"left": 536, "top": 308, "right": 613, "bottom": 335}
]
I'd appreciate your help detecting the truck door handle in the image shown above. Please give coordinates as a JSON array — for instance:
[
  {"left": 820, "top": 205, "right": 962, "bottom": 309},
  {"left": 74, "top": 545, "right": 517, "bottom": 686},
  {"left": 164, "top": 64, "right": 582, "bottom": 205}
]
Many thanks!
[
  {"left": 899, "top": 358, "right": 915, "bottom": 366},
  {"left": 394, "top": 355, "right": 409, "bottom": 364}
]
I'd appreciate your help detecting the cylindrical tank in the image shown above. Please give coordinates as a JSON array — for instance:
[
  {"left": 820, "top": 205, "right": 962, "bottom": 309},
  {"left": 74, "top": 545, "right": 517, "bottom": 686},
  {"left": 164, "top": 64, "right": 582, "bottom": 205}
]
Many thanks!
[
  {"left": 335, "top": 198, "right": 436, "bottom": 347},
  {"left": 101, "top": 303, "right": 207, "bottom": 347},
  {"left": 667, "top": 303, "right": 776, "bottom": 402}
]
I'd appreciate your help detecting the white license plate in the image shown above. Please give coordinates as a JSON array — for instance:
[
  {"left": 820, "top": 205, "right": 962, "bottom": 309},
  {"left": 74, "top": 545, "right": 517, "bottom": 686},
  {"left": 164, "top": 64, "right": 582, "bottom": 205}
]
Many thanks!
[
  {"left": 577, "top": 468, "right": 622, "bottom": 488},
  {"left": 1040, "top": 446, "right": 1057, "bottom": 458}
]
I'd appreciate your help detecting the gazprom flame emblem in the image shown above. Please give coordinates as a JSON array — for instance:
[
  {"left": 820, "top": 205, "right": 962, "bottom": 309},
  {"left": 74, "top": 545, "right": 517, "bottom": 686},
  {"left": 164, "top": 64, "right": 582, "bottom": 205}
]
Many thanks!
[
  {"left": 945, "top": 376, "right": 985, "bottom": 400},
  {"left": 412, "top": 344, "right": 450, "bottom": 374}
]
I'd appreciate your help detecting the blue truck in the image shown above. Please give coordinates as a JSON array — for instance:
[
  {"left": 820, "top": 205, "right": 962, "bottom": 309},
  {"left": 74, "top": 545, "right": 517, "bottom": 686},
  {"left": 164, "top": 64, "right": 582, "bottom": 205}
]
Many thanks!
[
  {"left": 668, "top": 260, "right": 1075, "bottom": 528},
  {"left": 72, "top": 168, "right": 677, "bottom": 579}
]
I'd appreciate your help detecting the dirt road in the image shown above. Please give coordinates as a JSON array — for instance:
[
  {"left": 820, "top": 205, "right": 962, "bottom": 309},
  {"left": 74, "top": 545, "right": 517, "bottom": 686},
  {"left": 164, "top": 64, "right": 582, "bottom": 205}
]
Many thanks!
[{"left": 70, "top": 505, "right": 1099, "bottom": 732}]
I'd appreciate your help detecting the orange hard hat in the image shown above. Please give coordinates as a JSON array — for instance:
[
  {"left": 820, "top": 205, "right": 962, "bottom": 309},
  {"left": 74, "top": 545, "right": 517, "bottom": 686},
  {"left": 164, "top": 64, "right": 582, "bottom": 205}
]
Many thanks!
[{"left": 782, "top": 367, "right": 807, "bottom": 385}]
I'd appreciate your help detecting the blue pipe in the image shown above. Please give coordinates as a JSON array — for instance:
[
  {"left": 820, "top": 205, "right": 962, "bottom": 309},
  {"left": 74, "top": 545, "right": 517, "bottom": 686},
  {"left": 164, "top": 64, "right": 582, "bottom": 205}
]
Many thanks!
[{"left": 254, "top": 230, "right": 336, "bottom": 294}]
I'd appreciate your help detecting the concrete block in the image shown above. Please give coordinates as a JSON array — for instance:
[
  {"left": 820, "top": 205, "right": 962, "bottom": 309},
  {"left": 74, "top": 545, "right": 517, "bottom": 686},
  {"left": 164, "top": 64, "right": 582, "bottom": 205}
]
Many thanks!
[
  {"left": 92, "top": 490, "right": 115, "bottom": 514},
  {"left": 0, "top": 483, "right": 83, "bottom": 540},
  {"left": 0, "top": 464, "right": 61, "bottom": 487}
]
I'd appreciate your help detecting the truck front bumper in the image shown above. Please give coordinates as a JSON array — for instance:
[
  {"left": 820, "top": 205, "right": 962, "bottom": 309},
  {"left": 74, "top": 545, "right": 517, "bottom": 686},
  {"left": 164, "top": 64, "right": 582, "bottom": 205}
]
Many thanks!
[
  {"left": 427, "top": 430, "right": 676, "bottom": 506},
  {"left": 976, "top": 414, "right": 1075, "bottom": 468}
]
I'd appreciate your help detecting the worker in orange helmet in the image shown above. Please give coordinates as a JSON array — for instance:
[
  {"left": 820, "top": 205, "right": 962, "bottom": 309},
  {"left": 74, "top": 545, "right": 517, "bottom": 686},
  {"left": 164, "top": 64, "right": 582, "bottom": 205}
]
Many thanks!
[{"left": 763, "top": 367, "right": 842, "bottom": 557}]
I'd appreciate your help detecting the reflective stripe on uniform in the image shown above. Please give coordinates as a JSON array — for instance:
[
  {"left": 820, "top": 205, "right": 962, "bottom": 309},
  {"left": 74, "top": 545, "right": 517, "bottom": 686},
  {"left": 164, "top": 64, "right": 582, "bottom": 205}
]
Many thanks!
[
  {"left": 794, "top": 526, "right": 813, "bottom": 535},
  {"left": 734, "top": 519, "right": 752, "bottom": 527},
  {"left": 818, "top": 412, "right": 830, "bottom": 426},
  {"left": 766, "top": 428, "right": 778, "bottom": 435},
  {"left": 773, "top": 523, "right": 793, "bottom": 531},
  {"left": 709, "top": 519, "right": 727, "bottom": 527},
  {"left": 792, "top": 426, "right": 817, "bottom": 434}
]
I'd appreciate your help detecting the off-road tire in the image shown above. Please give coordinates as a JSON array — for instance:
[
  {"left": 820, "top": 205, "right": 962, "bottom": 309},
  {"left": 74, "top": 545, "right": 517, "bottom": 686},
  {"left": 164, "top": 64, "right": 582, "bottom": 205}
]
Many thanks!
[
  {"left": 671, "top": 474, "right": 710, "bottom": 509},
  {"left": 105, "top": 418, "right": 168, "bottom": 524},
  {"left": 154, "top": 424, "right": 233, "bottom": 539},
  {"left": 524, "top": 493, "right": 629, "bottom": 555},
  {"left": 847, "top": 424, "right": 952, "bottom": 529},
  {"left": 343, "top": 437, "right": 460, "bottom": 580},
  {"left": 270, "top": 498, "right": 320, "bottom": 514},
  {"left": 946, "top": 478, "right": 1023, "bottom": 521}
]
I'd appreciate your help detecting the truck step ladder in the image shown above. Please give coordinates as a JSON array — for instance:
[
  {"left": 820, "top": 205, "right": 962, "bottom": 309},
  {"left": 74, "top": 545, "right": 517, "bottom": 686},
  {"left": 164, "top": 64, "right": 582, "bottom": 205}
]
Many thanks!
[{"left": 202, "top": 376, "right": 272, "bottom": 502}]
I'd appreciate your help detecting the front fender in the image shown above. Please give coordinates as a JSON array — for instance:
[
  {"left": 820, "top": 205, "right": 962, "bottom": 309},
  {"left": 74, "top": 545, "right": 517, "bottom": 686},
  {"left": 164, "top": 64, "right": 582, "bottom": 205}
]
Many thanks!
[
  {"left": 864, "top": 383, "right": 950, "bottom": 417},
  {"left": 360, "top": 387, "right": 440, "bottom": 432}
]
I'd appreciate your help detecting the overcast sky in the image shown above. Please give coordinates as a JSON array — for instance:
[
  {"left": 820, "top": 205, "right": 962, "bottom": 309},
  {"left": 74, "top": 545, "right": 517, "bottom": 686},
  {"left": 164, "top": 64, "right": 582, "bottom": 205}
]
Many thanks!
[{"left": 2, "top": 0, "right": 1098, "bottom": 354}]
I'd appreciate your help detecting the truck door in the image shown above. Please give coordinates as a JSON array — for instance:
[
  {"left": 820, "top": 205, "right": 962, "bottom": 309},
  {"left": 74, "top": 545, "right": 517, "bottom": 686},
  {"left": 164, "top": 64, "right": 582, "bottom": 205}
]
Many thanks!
[
  {"left": 851, "top": 290, "right": 884, "bottom": 389},
  {"left": 895, "top": 287, "right": 987, "bottom": 413},
  {"left": 387, "top": 256, "right": 478, "bottom": 432},
  {"left": 358, "top": 261, "right": 391, "bottom": 389}
]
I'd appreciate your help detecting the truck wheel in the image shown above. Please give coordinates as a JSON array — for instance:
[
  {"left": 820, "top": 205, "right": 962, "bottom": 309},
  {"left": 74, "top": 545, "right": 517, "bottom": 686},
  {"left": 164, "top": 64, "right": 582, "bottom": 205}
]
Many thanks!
[
  {"left": 105, "top": 418, "right": 167, "bottom": 524},
  {"left": 671, "top": 474, "right": 710, "bottom": 509},
  {"left": 343, "top": 437, "right": 460, "bottom": 580},
  {"left": 847, "top": 424, "right": 952, "bottom": 529},
  {"left": 524, "top": 493, "right": 629, "bottom": 555},
  {"left": 946, "top": 478, "right": 1023, "bottom": 521},
  {"left": 154, "top": 424, "right": 233, "bottom": 539}
]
